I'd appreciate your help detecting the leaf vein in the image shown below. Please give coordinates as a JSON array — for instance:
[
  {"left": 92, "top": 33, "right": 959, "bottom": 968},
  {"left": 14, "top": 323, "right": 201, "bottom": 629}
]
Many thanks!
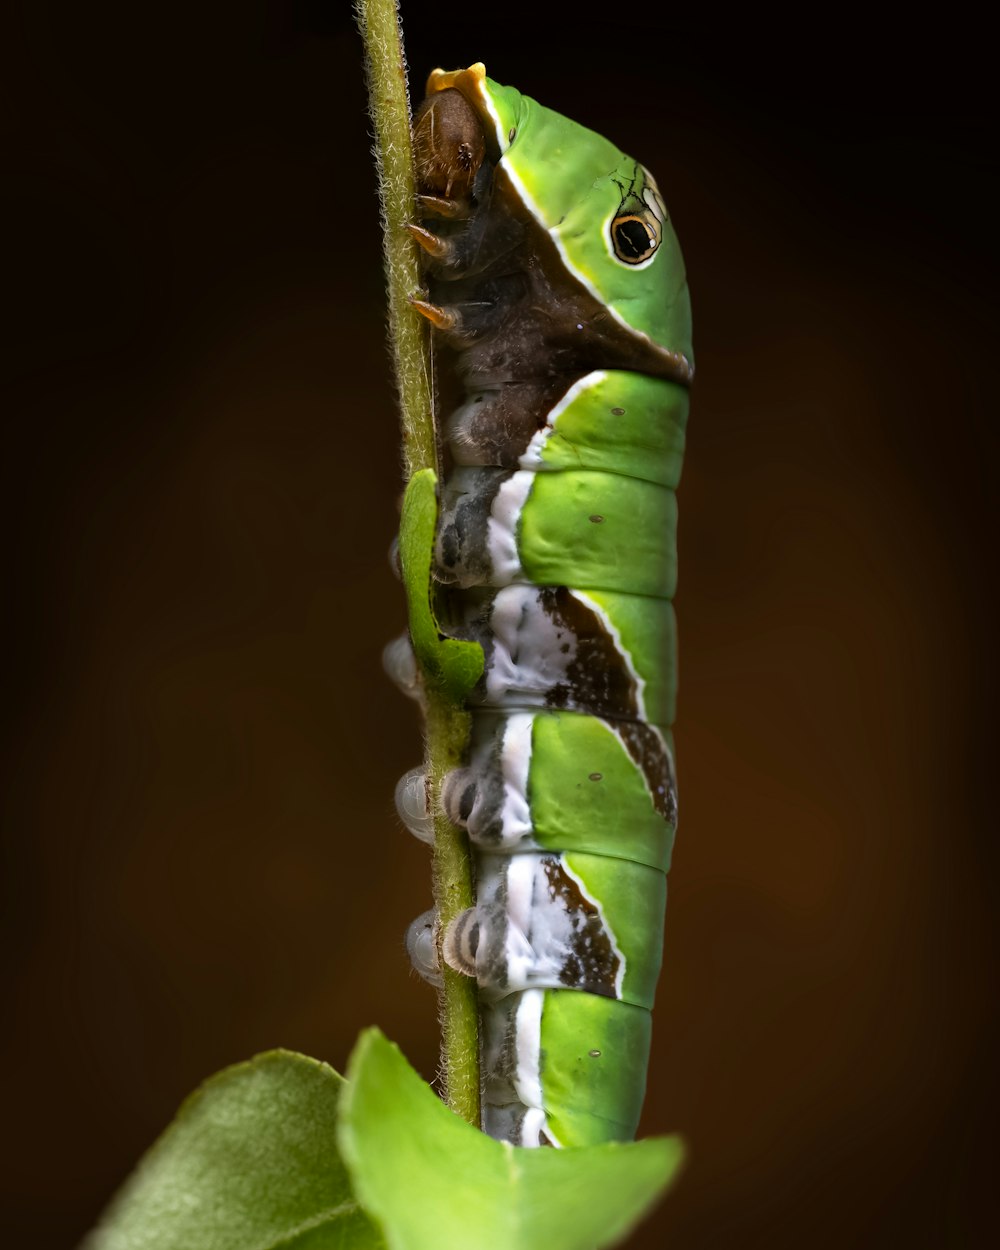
[{"left": 252, "top": 1201, "right": 365, "bottom": 1250}]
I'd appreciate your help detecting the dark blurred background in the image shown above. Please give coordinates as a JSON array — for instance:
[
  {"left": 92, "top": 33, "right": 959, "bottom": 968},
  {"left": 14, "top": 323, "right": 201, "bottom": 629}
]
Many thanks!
[{"left": 3, "top": 2, "right": 996, "bottom": 1246}]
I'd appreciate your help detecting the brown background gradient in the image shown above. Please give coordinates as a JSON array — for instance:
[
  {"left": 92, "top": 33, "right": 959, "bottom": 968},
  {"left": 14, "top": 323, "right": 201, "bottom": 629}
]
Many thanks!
[{"left": 3, "top": 3, "right": 996, "bottom": 1247}]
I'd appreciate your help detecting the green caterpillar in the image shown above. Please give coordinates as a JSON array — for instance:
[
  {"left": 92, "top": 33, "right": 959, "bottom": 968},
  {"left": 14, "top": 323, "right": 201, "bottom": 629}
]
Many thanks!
[{"left": 388, "top": 63, "right": 692, "bottom": 1148}]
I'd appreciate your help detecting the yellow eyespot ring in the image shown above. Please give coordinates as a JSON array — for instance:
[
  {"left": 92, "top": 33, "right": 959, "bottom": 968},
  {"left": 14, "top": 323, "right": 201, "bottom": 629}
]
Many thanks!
[{"left": 610, "top": 211, "right": 662, "bottom": 264}]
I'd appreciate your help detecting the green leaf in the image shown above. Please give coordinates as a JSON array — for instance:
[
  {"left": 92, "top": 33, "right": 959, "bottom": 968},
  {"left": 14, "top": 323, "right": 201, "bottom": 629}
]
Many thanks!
[
  {"left": 399, "top": 468, "right": 484, "bottom": 702},
  {"left": 338, "top": 1029, "right": 684, "bottom": 1250},
  {"left": 85, "top": 1049, "right": 385, "bottom": 1250}
]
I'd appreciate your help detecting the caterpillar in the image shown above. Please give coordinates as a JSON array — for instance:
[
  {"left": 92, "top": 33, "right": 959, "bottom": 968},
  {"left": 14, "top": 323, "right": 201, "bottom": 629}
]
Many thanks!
[{"left": 387, "top": 64, "right": 692, "bottom": 1149}]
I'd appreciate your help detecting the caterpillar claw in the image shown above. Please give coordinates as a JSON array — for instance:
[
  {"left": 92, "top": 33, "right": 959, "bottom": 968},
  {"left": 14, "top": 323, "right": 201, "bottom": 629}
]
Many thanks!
[
  {"left": 395, "top": 767, "right": 435, "bottom": 844},
  {"left": 415, "top": 193, "right": 471, "bottom": 221},
  {"left": 405, "top": 222, "right": 454, "bottom": 262},
  {"left": 410, "top": 297, "right": 460, "bottom": 331}
]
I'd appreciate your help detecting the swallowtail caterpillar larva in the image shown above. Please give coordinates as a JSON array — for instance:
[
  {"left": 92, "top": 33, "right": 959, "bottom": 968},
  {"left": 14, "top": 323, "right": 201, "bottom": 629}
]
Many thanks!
[{"left": 386, "top": 64, "right": 693, "bottom": 1147}]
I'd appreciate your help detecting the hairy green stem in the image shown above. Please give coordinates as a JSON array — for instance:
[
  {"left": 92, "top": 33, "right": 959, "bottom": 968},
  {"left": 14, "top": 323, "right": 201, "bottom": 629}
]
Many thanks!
[
  {"left": 356, "top": 0, "right": 481, "bottom": 1129},
  {"left": 355, "top": 0, "right": 434, "bottom": 477},
  {"left": 426, "top": 704, "right": 481, "bottom": 1128}
]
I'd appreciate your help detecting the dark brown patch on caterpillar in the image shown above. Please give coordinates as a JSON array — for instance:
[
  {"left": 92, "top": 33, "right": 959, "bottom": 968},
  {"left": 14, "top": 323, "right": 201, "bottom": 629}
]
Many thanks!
[
  {"left": 542, "top": 857, "right": 621, "bottom": 998},
  {"left": 541, "top": 588, "right": 640, "bottom": 722},
  {"left": 616, "top": 721, "right": 678, "bottom": 826}
]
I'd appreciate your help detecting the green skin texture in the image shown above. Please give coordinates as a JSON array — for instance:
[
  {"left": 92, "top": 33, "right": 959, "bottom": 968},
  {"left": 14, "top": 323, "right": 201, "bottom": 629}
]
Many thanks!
[
  {"left": 415, "top": 69, "right": 691, "bottom": 1146},
  {"left": 519, "top": 470, "right": 678, "bottom": 599},
  {"left": 539, "top": 993, "right": 653, "bottom": 1145},
  {"left": 527, "top": 713, "right": 675, "bottom": 873},
  {"left": 532, "top": 371, "right": 687, "bottom": 489}
]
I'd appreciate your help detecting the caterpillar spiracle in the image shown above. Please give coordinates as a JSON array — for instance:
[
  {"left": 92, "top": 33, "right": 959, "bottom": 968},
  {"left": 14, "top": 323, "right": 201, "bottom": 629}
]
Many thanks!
[{"left": 386, "top": 64, "right": 693, "bottom": 1148}]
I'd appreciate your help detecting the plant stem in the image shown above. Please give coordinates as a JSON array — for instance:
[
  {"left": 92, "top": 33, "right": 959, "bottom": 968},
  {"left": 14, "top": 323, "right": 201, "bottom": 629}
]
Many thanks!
[
  {"left": 426, "top": 704, "right": 481, "bottom": 1130},
  {"left": 356, "top": 0, "right": 481, "bottom": 1129},
  {"left": 355, "top": 0, "right": 434, "bottom": 479}
]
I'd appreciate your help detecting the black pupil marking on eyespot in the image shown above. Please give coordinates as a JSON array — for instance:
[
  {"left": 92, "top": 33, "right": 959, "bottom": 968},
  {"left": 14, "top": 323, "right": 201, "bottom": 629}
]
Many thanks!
[{"left": 615, "top": 218, "right": 653, "bottom": 260}]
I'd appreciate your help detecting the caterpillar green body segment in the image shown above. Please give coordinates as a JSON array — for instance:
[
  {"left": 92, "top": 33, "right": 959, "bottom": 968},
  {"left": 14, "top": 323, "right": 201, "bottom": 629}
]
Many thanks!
[
  {"left": 446, "top": 712, "right": 676, "bottom": 871},
  {"left": 389, "top": 64, "right": 692, "bottom": 1147},
  {"left": 437, "top": 464, "right": 679, "bottom": 598},
  {"left": 482, "top": 991, "right": 653, "bottom": 1147}
]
